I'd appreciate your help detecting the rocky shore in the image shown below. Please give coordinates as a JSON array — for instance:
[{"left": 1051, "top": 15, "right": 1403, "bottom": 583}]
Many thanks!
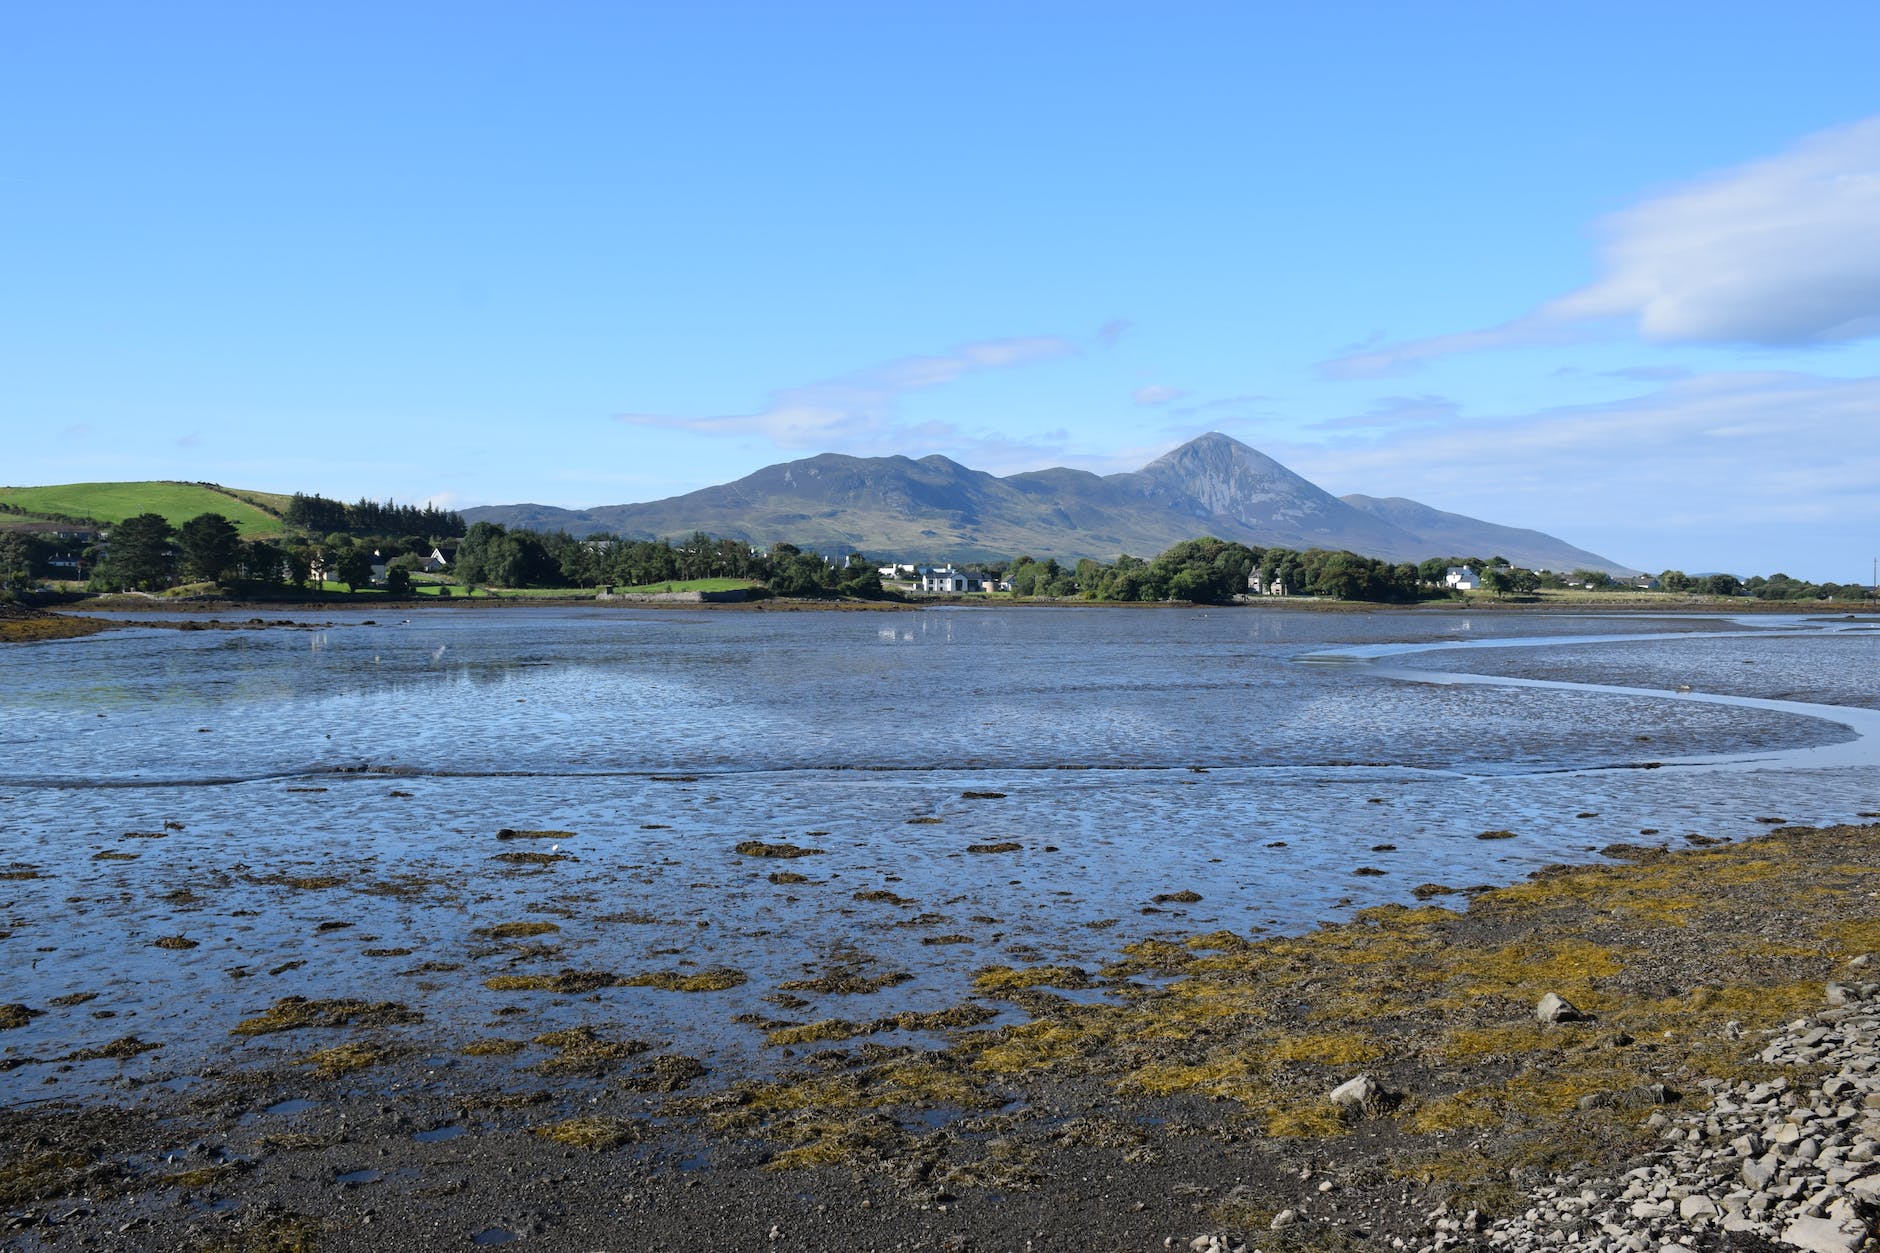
[{"left": 6, "top": 821, "right": 1880, "bottom": 1251}]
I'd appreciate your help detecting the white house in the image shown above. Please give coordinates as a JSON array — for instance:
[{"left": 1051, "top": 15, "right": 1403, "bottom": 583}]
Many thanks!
[
  {"left": 918, "top": 564, "right": 1004, "bottom": 593},
  {"left": 1445, "top": 565, "right": 1481, "bottom": 591},
  {"left": 919, "top": 564, "right": 974, "bottom": 593},
  {"left": 1247, "top": 571, "right": 1290, "bottom": 596}
]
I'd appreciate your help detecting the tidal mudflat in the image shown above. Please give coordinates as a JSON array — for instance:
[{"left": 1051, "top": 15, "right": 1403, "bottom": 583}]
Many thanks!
[{"left": 2, "top": 605, "right": 1876, "bottom": 1249}]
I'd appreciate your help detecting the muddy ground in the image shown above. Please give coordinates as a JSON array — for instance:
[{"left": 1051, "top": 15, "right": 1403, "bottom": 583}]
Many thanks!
[{"left": 6, "top": 820, "right": 1878, "bottom": 1251}]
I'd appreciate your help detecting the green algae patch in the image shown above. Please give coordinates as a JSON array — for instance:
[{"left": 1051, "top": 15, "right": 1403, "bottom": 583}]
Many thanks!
[
  {"left": 150, "top": 935, "right": 200, "bottom": 950},
  {"left": 532, "top": 1116, "right": 647, "bottom": 1150},
  {"left": 768, "top": 871, "right": 812, "bottom": 884},
  {"left": 622, "top": 967, "right": 747, "bottom": 992},
  {"left": 485, "top": 921, "right": 561, "bottom": 940},
  {"left": 91, "top": 850, "right": 138, "bottom": 861},
  {"left": 736, "top": 840, "right": 825, "bottom": 858},
  {"left": 232, "top": 996, "right": 422, "bottom": 1036}
]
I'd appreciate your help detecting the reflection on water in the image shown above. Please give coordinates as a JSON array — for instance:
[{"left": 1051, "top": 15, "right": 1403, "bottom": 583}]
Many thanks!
[{"left": 3, "top": 605, "right": 1875, "bottom": 1097}]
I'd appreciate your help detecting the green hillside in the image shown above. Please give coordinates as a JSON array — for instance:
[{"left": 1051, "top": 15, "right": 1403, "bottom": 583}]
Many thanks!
[{"left": 0, "top": 481, "right": 290, "bottom": 539}]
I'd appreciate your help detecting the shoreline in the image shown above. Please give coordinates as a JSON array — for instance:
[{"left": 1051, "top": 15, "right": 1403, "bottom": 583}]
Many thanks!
[
  {"left": 6, "top": 818, "right": 1880, "bottom": 1250},
  {"left": 17, "top": 589, "right": 1878, "bottom": 624}
]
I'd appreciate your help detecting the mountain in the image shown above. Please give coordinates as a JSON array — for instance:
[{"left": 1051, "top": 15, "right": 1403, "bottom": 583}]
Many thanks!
[
  {"left": 1339, "top": 494, "right": 1628, "bottom": 578},
  {"left": 463, "top": 433, "right": 1637, "bottom": 573}
]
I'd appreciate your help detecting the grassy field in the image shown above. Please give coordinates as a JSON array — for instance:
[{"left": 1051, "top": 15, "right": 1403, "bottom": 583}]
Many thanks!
[
  {"left": 612, "top": 578, "right": 757, "bottom": 594},
  {"left": 0, "top": 481, "right": 288, "bottom": 539}
]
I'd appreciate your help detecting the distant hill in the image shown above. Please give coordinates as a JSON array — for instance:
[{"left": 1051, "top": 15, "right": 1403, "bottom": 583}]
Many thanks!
[
  {"left": 463, "top": 433, "right": 1639, "bottom": 573},
  {"left": 1339, "top": 494, "right": 1628, "bottom": 578},
  {"left": 0, "top": 481, "right": 291, "bottom": 539}
]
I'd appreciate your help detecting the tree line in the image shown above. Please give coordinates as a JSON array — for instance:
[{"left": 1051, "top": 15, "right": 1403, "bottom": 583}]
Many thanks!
[
  {"left": 6, "top": 511, "right": 1877, "bottom": 606},
  {"left": 282, "top": 493, "right": 464, "bottom": 538},
  {"left": 448, "top": 524, "right": 884, "bottom": 598}
]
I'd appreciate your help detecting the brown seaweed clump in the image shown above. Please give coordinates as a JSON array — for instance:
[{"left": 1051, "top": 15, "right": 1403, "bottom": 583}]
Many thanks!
[
  {"left": 151, "top": 936, "right": 200, "bottom": 950},
  {"left": 0, "top": 1004, "right": 43, "bottom": 1030},
  {"left": 532, "top": 1116, "right": 647, "bottom": 1150},
  {"left": 491, "top": 851, "right": 575, "bottom": 866},
  {"left": 298, "top": 1041, "right": 399, "bottom": 1077},
  {"left": 484, "top": 970, "right": 623, "bottom": 994},
  {"left": 530, "top": 1026, "right": 651, "bottom": 1075},
  {"left": 231, "top": 996, "right": 423, "bottom": 1036},
  {"left": 735, "top": 840, "right": 825, "bottom": 859},
  {"left": 622, "top": 967, "right": 748, "bottom": 993},
  {"left": 485, "top": 921, "right": 562, "bottom": 939},
  {"left": 967, "top": 842, "right": 1023, "bottom": 854}
]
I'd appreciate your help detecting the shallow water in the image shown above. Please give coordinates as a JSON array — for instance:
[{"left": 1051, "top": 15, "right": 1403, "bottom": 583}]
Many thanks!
[{"left": 3, "top": 605, "right": 1876, "bottom": 1100}]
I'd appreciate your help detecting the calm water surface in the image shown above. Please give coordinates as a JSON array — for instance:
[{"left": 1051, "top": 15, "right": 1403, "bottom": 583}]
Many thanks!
[{"left": 3, "top": 605, "right": 1876, "bottom": 1099}]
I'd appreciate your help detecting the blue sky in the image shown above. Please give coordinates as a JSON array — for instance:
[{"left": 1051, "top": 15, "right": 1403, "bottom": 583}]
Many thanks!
[{"left": 5, "top": 3, "right": 1880, "bottom": 579}]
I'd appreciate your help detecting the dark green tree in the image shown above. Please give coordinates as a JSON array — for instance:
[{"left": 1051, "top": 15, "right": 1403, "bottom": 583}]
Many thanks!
[
  {"left": 0, "top": 526, "right": 38, "bottom": 586},
  {"left": 177, "top": 512, "right": 241, "bottom": 584},
  {"left": 334, "top": 546, "right": 374, "bottom": 592},
  {"left": 95, "top": 513, "right": 175, "bottom": 591},
  {"left": 239, "top": 539, "right": 286, "bottom": 584}
]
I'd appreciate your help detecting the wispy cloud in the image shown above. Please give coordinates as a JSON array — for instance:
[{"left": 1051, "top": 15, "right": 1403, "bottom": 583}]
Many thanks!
[
  {"left": 1311, "top": 393, "right": 1461, "bottom": 431},
  {"left": 1599, "top": 364, "right": 1694, "bottom": 382},
  {"left": 1132, "top": 384, "right": 1188, "bottom": 406},
  {"left": 1321, "top": 116, "right": 1880, "bottom": 377},
  {"left": 616, "top": 335, "right": 1078, "bottom": 449}
]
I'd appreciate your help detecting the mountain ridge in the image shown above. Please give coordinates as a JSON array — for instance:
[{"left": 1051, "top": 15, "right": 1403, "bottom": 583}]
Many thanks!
[{"left": 463, "top": 433, "right": 1638, "bottom": 573}]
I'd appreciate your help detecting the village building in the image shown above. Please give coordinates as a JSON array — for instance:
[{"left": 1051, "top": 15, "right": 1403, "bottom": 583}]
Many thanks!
[
  {"left": 916, "top": 564, "right": 1006, "bottom": 593},
  {"left": 1445, "top": 565, "right": 1481, "bottom": 591}
]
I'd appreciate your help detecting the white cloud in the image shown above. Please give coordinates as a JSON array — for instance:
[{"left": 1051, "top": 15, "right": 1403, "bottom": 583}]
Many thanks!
[
  {"left": 1549, "top": 118, "right": 1880, "bottom": 345},
  {"left": 615, "top": 335, "right": 1077, "bottom": 449},
  {"left": 1281, "top": 370, "right": 1880, "bottom": 577},
  {"left": 1321, "top": 117, "right": 1880, "bottom": 377},
  {"left": 1132, "top": 384, "right": 1188, "bottom": 406}
]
